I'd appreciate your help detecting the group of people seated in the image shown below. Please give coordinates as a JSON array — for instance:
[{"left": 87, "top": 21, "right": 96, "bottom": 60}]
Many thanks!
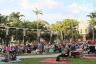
[
  {"left": 1, "top": 46, "right": 17, "bottom": 62},
  {"left": 1, "top": 54, "right": 16, "bottom": 62},
  {"left": 56, "top": 43, "right": 96, "bottom": 61}
]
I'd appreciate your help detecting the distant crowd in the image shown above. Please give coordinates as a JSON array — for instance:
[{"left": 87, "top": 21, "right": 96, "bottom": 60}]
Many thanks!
[{"left": 0, "top": 40, "right": 96, "bottom": 55}]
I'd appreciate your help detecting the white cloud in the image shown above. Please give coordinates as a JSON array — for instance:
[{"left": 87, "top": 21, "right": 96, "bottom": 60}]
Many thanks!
[
  {"left": 0, "top": 10, "right": 13, "bottom": 15},
  {"left": 20, "top": 0, "right": 31, "bottom": 9},
  {"left": 20, "top": 0, "right": 61, "bottom": 9},
  {"left": 41, "top": 13, "right": 64, "bottom": 24},
  {"left": 68, "top": 3, "right": 87, "bottom": 14},
  {"left": 0, "top": 9, "right": 23, "bottom": 15},
  {"left": 44, "top": 0, "right": 60, "bottom": 9}
]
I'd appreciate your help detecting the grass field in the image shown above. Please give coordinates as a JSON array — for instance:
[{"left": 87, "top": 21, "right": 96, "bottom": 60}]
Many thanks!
[{"left": 19, "top": 58, "right": 96, "bottom": 64}]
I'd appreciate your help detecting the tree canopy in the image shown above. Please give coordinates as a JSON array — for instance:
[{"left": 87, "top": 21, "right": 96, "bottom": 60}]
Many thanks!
[
  {"left": 87, "top": 11, "right": 96, "bottom": 26},
  {"left": 0, "top": 10, "right": 95, "bottom": 44}
]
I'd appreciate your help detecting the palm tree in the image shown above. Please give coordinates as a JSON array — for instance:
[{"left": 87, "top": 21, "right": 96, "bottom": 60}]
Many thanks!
[
  {"left": 87, "top": 11, "right": 96, "bottom": 40},
  {"left": 32, "top": 8, "right": 43, "bottom": 29},
  {"left": 0, "top": 14, "right": 8, "bottom": 26},
  {"left": 33, "top": 8, "right": 43, "bottom": 17},
  {"left": 87, "top": 12, "right": 96, "bottom": 18},
  {"left": 33, "top": 8, "right": 43, "bottom": 43},
  {"left": 8, "top": 12, "right": 24, "bottom": 44},
  {"left": 8, "top": 12, "right": 24, "bottom": 26},
  {"left": 87, "top": 12, "right": 96, "bottom": 26}
]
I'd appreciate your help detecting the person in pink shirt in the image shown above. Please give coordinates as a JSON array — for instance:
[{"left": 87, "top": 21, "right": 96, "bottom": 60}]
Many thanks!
[{"left": 6, "top": 46, "right": 11, "bottom": 54}]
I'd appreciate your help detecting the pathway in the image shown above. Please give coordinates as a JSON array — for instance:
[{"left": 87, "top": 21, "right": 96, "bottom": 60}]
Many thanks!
[
  {"left": 17, "top": 54, "right": 59, "bottom": 59},
  {"left": 0, "top": 54, "right": 59, "bottom": 59}
]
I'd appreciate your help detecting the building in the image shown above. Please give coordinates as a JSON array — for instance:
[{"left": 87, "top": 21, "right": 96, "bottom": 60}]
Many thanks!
[{"left": 78, "top": 22, "right": 89, "bottom": 41}]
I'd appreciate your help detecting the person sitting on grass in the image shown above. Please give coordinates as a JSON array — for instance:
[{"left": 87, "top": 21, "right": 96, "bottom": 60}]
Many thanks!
[
  {"left": 56, "top": 52, "right": 69, "bottom": 61},
  {"left": 56, "top": 47, "right": 70, "bottom": 61},
  {"left": 2, "top": 46, "right": 10, "bottom": 62},
  {"left": 56, "top": 44, "right": 81, "bottom": 61}
]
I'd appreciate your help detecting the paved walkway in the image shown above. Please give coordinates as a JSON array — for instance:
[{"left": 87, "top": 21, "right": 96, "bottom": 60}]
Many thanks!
[
  {"left": 17, "top": 54, "right": 59, "bottom": 59},
  {"left": 0, "top": 54, "right": 59, "bottom": 59}
]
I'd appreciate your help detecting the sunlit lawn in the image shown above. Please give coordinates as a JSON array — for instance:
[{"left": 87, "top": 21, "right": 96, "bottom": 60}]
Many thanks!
[
  {"left": 19, "top": 58, "right": 44, "bottom": 64},
  {"left": 68, "top": 58, "right": 96, "bottom": 64},
  {"left": 19, "top": 58, "right": 96, "bottom": 64}
]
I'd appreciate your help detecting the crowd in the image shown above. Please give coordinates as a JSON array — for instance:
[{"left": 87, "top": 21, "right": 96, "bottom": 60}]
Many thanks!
[
  {"left": 0, "top": 40, "right": 96, "bottom": 55},
  {"left": 0, "top": 40, "right": 96, "bottom": 62}
]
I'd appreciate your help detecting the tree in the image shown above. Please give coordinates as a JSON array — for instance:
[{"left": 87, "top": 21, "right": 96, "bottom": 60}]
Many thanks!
[
  {"left": 32, "top": 8, "right": 43, "bottom": 29},
  {"left": 30, "top": 21, "right": 48, "bottom": 42},
  {"left": 87, "top": 11, "right": 96, "bottom": 40},
  {"left": 87, "top": 11, "right": 96, "bottom": 26},
  {"left": 50, "top": 19, "right": 79, "bottom": 43},
  {"left": 0, "top": 14, "right": 8, "bottom": 26},
  {"left": 31, "top": 21, "right": 47, "bottom": 29},
  {"left": 33, "top": 8, "right": 43, "bottom": 17},
  {"left": 61, "top": 19, "right": 79, "bottom": 41},
  {"left": 6, "top": 12, "right": 24, "bottom": 44},
  {"left": 21, "top": 20, "right": 32, "bottom": 28},
  {"left": 33, "top": 8, "right": 43, "bottom": 43},
  {"left": 8, "top": 12, "right": 24, "bottom": 27}
]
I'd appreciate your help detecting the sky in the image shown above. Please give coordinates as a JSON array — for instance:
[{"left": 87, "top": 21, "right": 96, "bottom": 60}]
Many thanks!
[{"left": 0, "top": 0, "right": 96, "bottom": 24}]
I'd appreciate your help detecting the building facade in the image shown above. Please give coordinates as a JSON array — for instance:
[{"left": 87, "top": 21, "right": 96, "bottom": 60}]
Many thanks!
[{"left": 78, "top": 22, "right": 89, "bottom": 41}]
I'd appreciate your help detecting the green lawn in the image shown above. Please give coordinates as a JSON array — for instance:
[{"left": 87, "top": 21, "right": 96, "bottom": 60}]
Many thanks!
[
  {"left": 19, "top": 58, "right": 44, "bottom": 64},
  {"left": 19, "top": 58, "right": 96, "bottom": 64},
  {"left": 68, "top": 58, "right": 96, "bottom": 64}
]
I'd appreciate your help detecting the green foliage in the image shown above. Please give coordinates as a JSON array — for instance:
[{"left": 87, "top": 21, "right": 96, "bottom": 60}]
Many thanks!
[
  {"left": 87, "top": 11, "right": 96, "bottom": 26},
  {"left": 26, "top": 30, "right": 37, "bottom": 42},
  {"left": 1, "top": 10, "right": 95, "bottom": 43},
  {"left": 50, "top": 19, "right": 79, "bottom": 41},
  {"left": 61, "top": 19, "right": 79, "bottom": 39},
  {"left": 21, "top": 20, "right": 32, "bottom": 28},
  {"left": 33, "top": 8, "right": 43, "bottom": 15},
  {"left": 50, "top": 23, "right": 61, "bottom": 32},
  {"left": 0, "top": 14, "right": 8, "bottom": 25},
  {"left": 8, "top": 28, "right": 16, "bottom": 37},
  {"left": 8, "top": 12, "right": 24, "bottom": 27},
  {"left": 41, "top": 32, "right": 50, "bottom": 42}
]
